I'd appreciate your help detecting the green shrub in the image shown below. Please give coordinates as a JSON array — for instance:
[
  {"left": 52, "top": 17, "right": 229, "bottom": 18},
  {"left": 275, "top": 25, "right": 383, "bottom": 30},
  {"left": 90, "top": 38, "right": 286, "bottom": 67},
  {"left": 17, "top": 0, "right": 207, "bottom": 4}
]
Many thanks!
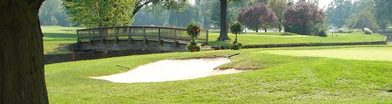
[
  {"left": 318, "top": 30, "right": 327, "bottom": 37},
  {"left": 186, "top": 23, "right": 201, "bottom": 52},
  {"left": 230, "top": 22, "right": 243, "bottom": 50},
  {"left": 230, "top": 42, "right": 242, "bottom": 50},
  {"left": 186, "top": 42, "right": 201, "bottom": 52}
]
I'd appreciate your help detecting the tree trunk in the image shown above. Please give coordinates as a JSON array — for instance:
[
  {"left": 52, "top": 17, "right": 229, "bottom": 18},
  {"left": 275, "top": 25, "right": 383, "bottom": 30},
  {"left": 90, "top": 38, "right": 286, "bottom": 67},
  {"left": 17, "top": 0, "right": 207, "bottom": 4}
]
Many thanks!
[
  {"left": 264, "top": 28, "right": 267, "bottom": 32},
  {"left": 0, "top": 0, "right": 48, "bottom": 104},
  {"left": 218, "top": 0, "right": 229, "bottom": 41},
  {"left": 278, "top": 25, "right": 282, "bottom": 32}
]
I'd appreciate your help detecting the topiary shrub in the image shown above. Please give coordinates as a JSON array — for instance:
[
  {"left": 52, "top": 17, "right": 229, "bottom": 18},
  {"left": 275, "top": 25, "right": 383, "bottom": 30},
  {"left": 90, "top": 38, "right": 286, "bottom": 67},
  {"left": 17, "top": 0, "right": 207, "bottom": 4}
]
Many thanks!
[
  {"left": 230, "top": 22, "right": 243, "bottom": 50},
  {"left": 363, "top": 28, "right": 373, "bottom": 34},
  {"left": 186, "top": 23, "right": 201, "bottom": 52},
  {"left": 230, "top": 42, "right": 242, "bottom": 50},
  {"left": 318, "top": 30, "right": 327, "bottom": 37}
]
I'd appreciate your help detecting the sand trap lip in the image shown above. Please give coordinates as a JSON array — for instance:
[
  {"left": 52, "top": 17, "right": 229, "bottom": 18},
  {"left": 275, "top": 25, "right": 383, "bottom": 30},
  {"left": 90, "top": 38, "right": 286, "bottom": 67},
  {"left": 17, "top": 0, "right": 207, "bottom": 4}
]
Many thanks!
[{"left": 93, "top": 58, "right": 242, "bottom": 83}]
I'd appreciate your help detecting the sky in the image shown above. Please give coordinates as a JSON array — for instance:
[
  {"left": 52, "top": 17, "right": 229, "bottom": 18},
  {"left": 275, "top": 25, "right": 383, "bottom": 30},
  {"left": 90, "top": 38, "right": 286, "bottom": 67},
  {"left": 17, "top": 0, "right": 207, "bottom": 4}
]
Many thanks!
[
  {"left": 293, "top": 0, "right": 334, "bottom": 9},
  {"left": 190, "top": 0, "right": 335, "bottom": 9}
]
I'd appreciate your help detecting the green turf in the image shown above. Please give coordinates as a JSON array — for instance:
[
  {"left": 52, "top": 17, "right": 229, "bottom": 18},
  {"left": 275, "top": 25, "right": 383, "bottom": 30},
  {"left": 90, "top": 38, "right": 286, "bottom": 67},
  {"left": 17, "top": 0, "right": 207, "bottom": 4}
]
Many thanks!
[
  {"left": 42, "top": 26, "right": 81, "bottom": 54},
  {"left": 208, "top": 32, "right": 386, "bottom": 46},
  {"left": 264, "top": 46, "right": 392, "bottom": 61},
  {"left": 45, "top": 46, "right": 392, "bottom": 103}
]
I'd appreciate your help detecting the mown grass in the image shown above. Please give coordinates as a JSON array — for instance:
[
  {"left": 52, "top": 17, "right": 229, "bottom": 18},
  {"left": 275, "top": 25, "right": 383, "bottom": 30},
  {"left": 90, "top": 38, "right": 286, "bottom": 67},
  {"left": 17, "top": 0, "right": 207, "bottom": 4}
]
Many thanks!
[
  {"left": 42, "top": 26, "right": 81, "bottom": 54},
  {"left": 46, "top": 46, "right": 392, "bottom": 103},
  {"left": 264, "top": 46, "right": 392, "bottom": 61},
  {"left": 208, "top": 32, "right": 386, "bottom": 46}
]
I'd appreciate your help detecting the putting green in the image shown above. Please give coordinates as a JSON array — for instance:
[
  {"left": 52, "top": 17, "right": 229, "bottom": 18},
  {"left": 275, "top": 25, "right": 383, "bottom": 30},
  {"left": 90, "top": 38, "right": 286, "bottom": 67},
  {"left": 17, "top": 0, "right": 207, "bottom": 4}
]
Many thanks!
[{"left": 263, "top": 46, "right": 392, "bottom": 61}]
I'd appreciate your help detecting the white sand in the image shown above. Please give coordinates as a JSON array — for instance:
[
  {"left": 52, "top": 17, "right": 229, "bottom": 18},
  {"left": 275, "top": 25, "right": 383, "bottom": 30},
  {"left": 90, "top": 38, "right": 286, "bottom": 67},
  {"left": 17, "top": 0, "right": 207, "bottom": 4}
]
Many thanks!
[{"left": 93, "top": 58, "right": 242, "bottom": 83}]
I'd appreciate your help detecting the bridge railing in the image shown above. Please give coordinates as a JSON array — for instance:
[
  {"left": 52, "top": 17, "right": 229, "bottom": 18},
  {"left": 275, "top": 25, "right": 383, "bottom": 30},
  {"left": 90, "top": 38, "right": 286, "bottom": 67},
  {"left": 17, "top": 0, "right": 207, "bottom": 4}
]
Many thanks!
[{"left": 76, "top": 26, "right": 209, "bottom": 45}]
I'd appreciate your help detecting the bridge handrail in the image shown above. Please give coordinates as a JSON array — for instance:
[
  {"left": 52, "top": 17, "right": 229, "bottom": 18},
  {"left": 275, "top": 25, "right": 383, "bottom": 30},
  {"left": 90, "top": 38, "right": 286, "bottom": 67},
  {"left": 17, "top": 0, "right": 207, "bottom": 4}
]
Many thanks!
[
  {"left": 76, "top": 25, "right": 209, "bottom": 45},
  {"left": 77, "top": 25, "right": 187, "bottom": 31}
]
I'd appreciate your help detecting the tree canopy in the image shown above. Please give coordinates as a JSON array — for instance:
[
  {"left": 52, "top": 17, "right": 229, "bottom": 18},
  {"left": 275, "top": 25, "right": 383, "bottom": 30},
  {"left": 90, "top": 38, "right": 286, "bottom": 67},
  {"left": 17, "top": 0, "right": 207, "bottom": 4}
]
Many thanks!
[
  {"left": 284, "top": 0, "right": 326, "bottom": 35},
  {"left": 268, "top": 0, "right": 288, "bottom": 32},
  {"left": 39, "top": 0, "right": 72, "bottom": 26},
  {"left": 238, "top": 3, "right": 277, "bottom": 32},
  {"left": 64, "top": 0, "right": 136, "bottom": 27}
]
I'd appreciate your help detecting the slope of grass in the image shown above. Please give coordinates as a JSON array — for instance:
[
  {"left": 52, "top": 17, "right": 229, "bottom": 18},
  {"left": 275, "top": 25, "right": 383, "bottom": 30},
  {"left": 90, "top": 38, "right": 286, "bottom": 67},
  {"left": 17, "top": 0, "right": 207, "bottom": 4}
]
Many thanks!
[
  {"left": 208, "top": 32, "right": 385, "bottom": 46},
  {"left": 46, "top": 46, "right": 392, "bottom": 103},
  {"left": 264, "top": 46, "right": 392, "bottom": 61},
  {"left": 42, "top": 26, "right": 81, "bottom": 54}
]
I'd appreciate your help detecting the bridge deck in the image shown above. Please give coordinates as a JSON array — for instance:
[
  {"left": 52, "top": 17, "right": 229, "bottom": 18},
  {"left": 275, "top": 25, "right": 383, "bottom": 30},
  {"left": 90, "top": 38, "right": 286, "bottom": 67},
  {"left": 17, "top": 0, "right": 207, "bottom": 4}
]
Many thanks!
[{"left": 77, "top": 26, "right": 209, "bottom": 45}]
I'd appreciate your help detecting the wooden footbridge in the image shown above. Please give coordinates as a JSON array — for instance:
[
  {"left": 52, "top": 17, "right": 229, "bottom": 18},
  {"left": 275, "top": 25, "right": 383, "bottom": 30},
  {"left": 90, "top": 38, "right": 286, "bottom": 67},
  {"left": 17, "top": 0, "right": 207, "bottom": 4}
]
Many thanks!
[{"left": 75, "top": 26, "right": 209, "bottom": 52}]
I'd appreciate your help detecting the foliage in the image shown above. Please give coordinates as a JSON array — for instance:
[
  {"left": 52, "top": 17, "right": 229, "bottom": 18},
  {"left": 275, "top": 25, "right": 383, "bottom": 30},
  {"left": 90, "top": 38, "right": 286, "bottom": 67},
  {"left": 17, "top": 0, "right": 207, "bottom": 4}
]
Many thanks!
[
  {"left": 230, "top": 22, "right": 243, "bottom": 50},
  {"left": 230, "top": 42, "right": 242, "bottom": 50},
  {"left": 132, "top": 7, "right": 168, "bottom": 26},
  {"left": 186, "top": 23, "right": 202, "bottom": 52},
  {"left": 268, "top": 0, "right": 288, "bottom": 32},
  {"left": 238, "top": 3, "right": 277, "bottom": 32},
  {"left": 186, "top": 42, "right": 201, "bottom": 52},
  {"left": 374, "top": 0, "right": 392, "bottom": 31},
  {"left": 63, "top": 0, "right": 136, "bottom": 27},
  {"left": 346, "top": 10, "right": 380, "bottom": 32},
  {"left": 318, "top": 30, "right": 327, "bottom": 37},
  {"left": 230, "top": 22, "right": 243, "bottom": 35},
  {"left": 39, "top": 0, "right": 72, "bottom": 26},
  {"left": 283, "top": 0, "right": 326, "bottom": 35},
  {"left": 133, "top": 0, "right": 189, "bottom": 17},
  {"left": 326, "top": 0, "right": 354, "bottom": 28},
  {"left": 186, "top": 23, "right": 201, "bottom": 39}
]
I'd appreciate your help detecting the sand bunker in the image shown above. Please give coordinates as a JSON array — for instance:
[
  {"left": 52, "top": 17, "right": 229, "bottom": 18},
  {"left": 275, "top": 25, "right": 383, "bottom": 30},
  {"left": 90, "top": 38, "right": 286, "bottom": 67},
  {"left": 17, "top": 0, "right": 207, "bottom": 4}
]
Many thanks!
[{"left": 93, "top": 58, "right": 242, "bottom": 83}]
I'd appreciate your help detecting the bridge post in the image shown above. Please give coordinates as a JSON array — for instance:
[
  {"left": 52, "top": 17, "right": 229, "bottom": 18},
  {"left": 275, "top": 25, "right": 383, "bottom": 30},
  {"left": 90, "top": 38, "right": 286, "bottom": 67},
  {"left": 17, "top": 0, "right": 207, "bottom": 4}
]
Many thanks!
[
  {"left": 206, "top": 30, "right": 209, "bottom": 45},
  {"left": 173, "top": 29, "right": 179, "bottom": 47},
  {"left": 76, "top": 30, "right": 80, "bottom": 43},
  {"left": 115, "top": 27, "right": 119, "bottom": 44},
  {"left": 128, "top": 27, "right": 133, "bottom": 43},
  {"left": 143, "top": 26, "right": 148, "bottom": 44},
  {"left": 158, "top": 28, "right": 163, "bottom": 45},
  {"left": 88, "top": 30, "right": 93, "bottom": 45},
  {"left": 98, "top": 29, "right": 105, "bottom": 44}
]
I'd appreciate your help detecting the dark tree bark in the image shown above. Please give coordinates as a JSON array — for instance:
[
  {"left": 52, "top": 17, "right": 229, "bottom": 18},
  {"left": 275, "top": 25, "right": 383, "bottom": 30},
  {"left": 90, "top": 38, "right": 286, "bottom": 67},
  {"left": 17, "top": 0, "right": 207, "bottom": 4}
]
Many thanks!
[
  {"left": 132, "top": 0, "right": 152, "bottom": 17},
  {"left": 218, "top": 0, "right": 229, "bottom": 41},
  {"left": 0, "top": 0, "right": 48, "bottom": 104}
]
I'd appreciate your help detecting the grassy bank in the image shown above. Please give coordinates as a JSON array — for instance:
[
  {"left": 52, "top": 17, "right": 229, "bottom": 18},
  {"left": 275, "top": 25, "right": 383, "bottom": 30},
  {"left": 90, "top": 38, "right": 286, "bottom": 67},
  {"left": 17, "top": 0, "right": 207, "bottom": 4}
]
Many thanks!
[
  {"left": 208, "top": 32, "right": 385, "bottom": 46},
  {"left": 42, "top": 26, "right": 80, "bottom": 54},
  {"left": 46, "top": 46, "right": 392, "bottom": 103}
]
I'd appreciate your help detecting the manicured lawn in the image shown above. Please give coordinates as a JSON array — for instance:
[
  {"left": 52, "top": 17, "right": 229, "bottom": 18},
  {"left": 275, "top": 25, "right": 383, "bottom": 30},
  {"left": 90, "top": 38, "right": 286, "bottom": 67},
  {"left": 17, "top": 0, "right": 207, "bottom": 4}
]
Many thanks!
[
  {"left": 264, "top": 46, "right": 392, "bottom": 61},
  {"left": 208, "top": 32, "right": 386, "bottom": 46},
  {"left": 46, "top": 46, "right": 392, "bottom": 103},
  {"left": 42, "top": 26, "right": 81, "bottom": 54}
]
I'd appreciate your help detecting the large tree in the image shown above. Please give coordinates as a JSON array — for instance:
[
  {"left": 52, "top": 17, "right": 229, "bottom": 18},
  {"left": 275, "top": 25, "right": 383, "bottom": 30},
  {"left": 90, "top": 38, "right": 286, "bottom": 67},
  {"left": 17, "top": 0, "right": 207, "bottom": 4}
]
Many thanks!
[
  {"left": 238, "top": 3, "right": 277, "bottom": 32},
  {"left": 217, "top": 0, "right": 247, "bottom": 41},
  {"left": 133, "top": 0, "right": 188, "bottom": 16},
  {"left": 218, "top": 0, "right": 229, "bottom": 41},
  {"left": 39, "top": 0, "right": 71, "bottom": 26},
  {"left": 284, "top": 0, "right": 326, "bottom": 35},
  {"left": 64, "top": 0, "right": 136, "bottom": 27},
  {"left": 0, "top": 0, "right": 48, "bottom": 103},
  {"left": 326, "top": 0, "right": 353, "bottom": 28},
  {"left": 374, "top": 0, "right": 392, "bottom": 31},
  {"left": 268, "top": 0, "right": 288, "bottom": 32}
]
